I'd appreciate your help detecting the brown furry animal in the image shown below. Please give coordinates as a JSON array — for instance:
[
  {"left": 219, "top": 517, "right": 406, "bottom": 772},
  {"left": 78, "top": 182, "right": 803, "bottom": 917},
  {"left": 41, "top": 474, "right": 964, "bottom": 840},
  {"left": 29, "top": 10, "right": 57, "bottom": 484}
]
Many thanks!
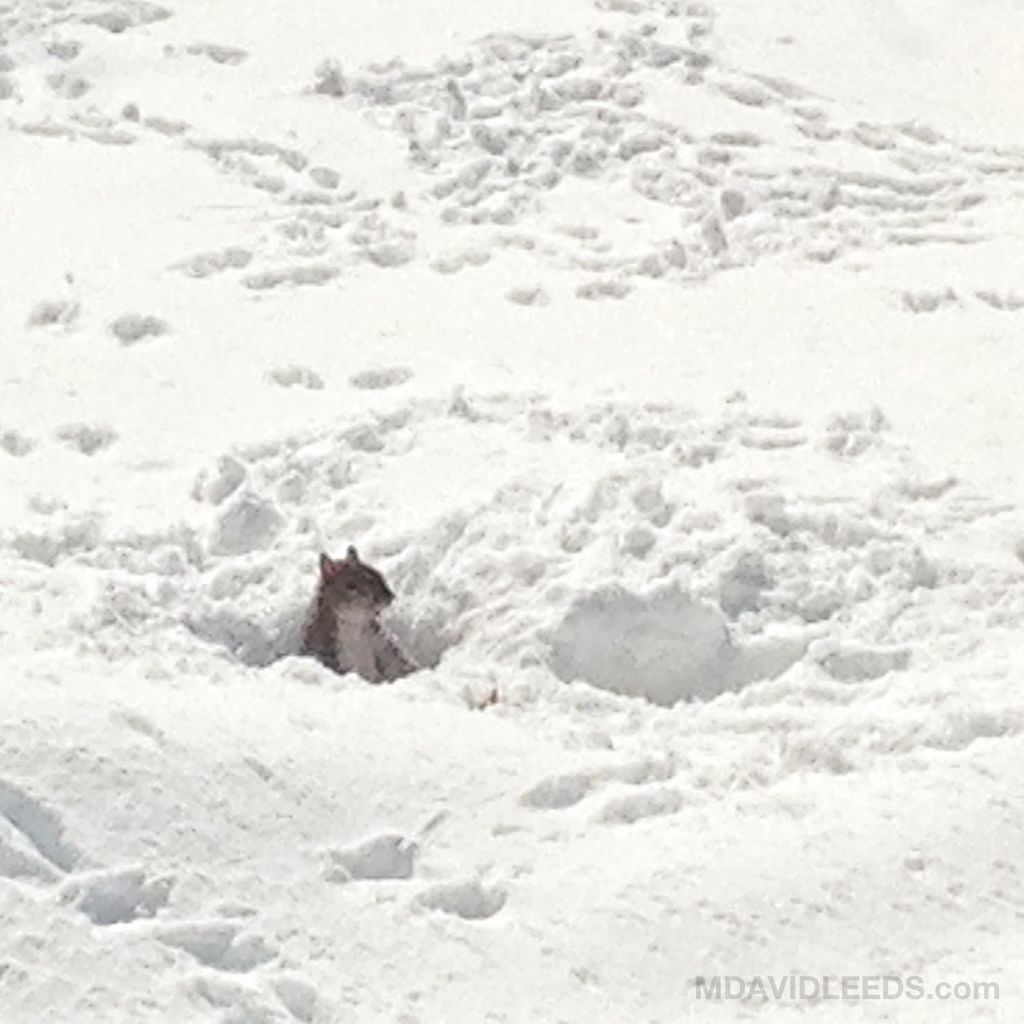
[{"left": 302, "top": 547, "right": 417, "bottom": 683}]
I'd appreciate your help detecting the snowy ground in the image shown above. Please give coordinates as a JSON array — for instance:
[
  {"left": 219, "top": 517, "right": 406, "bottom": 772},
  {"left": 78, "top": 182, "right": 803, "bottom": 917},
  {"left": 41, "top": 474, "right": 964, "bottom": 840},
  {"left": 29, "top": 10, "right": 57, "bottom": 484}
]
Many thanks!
[{"left": 2, "top": 1, "right": 1024, "bottom": 1021}]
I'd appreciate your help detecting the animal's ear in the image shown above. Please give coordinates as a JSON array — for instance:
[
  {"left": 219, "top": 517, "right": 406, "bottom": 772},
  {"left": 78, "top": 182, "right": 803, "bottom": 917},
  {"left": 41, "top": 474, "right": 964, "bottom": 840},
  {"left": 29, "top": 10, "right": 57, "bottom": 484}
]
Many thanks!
[
  {"left": 345, "top": 545, "right": 360, "bottom": 564},
  {"left": 320, "top": 552, "right": 340, "bottom": 581}
]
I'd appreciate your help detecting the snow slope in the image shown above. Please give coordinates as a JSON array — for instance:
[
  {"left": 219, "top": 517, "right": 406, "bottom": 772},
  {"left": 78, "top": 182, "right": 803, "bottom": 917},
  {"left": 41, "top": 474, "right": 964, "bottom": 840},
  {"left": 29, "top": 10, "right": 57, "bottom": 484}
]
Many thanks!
[{"left": 2, "top": 0, "right": 1024, "bottom": 1021}]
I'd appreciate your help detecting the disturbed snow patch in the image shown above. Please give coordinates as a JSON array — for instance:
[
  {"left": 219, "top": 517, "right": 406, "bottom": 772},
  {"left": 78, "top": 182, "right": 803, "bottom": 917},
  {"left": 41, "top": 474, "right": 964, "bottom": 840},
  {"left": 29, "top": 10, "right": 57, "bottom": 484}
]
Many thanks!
[{"left": 6, "top": 391, "right": 1022, "bottom": 707}]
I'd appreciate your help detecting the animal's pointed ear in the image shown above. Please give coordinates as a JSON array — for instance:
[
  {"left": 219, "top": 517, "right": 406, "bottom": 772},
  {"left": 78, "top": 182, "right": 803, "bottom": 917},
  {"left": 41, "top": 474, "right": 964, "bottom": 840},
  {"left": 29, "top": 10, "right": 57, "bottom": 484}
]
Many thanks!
[
  {"left": 345, "top": 545, "right": 360, "bottom": 564},
  {"left": 320, "top": 552, "right": 339, "bottom": 581}
]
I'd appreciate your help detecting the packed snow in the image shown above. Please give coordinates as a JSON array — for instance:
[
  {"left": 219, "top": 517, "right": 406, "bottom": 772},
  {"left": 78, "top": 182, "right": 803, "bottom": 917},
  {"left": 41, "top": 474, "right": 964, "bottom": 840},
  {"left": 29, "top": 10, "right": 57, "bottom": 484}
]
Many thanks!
[{"left": 2, "top": 0, "right": 1024, "bottom": 1021}]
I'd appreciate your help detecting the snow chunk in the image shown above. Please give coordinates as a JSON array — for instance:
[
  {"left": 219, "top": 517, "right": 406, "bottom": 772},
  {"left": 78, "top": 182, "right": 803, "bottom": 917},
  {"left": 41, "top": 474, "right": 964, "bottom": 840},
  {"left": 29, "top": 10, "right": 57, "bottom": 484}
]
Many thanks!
[
  {"left": 549, "top": 585, "right": 741, "bottom": 705},
  {"left": 209, "top": 493, "right": 285, "bottom": 556}
]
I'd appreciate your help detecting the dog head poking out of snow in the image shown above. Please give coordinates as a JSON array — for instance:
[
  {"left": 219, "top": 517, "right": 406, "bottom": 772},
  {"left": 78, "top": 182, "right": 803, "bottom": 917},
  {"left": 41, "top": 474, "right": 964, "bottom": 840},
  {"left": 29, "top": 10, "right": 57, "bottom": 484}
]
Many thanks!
[{"left": 317, "top": 547, "right": 395, "bottom": 625}]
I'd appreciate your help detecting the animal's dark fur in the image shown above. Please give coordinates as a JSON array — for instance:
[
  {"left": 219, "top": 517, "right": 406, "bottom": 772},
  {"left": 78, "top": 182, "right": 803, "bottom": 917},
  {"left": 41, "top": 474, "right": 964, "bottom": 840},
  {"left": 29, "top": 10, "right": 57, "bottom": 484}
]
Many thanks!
[{"left": 302, "top": 546, "right": 416, "bottom": 683}]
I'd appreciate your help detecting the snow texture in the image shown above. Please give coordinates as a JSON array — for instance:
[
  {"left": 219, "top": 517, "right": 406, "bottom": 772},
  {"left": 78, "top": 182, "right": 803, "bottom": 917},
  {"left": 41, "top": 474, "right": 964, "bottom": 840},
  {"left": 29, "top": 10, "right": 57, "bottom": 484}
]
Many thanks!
[{"left": 2, "top": 0, "right": 1024, "bottom": 1021}]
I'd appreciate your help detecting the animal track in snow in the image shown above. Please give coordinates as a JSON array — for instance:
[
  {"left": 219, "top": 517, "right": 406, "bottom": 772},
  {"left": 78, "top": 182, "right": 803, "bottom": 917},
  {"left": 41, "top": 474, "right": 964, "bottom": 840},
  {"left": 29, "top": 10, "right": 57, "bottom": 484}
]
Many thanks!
[
  {"left": 821, "top": 407, "right": 890, "bottom": 459},
  {"left": 309, "top": 166, "right": 341, "bottom": 189},
  {"left": 976, "top": 290, "right": 1024, "bottom": 312},
  {"left": 45, "top": 38, "right": 82, "bottom": 61},
  {"left": 348, "top": 366, "right": 414, "bottom": 390},
  {"left": 242, "top": 263, "right": 339, "bottom": 290},
  {"left": 309, "top": 17, "right": 1021, "bottom": 285},
  {"left": 1, "top": 428, "right": 36, "bottom": 457},
  {"left": 15, "top": 0, "right": 1014, "bottom": 299},
  {"left": 432, "top": 249, "right": 491, "bottom": 275},
  {"left": 47, "top": 70, "right": 90, "bottom": 98},
  {"left": 55, "top": 422, "right": 118, "bottom": 455},
  {"left": 176, "top": 247, "right": 253, "bottom": 278},
  {"left": 322, "top": 833, "right": 417, "bottom": 882},
  {"left": 268, "top": 365, "right": 325, "bottom": 390},
  {"left": 522, "top": 757, "right": 675, "bottom": 810},
  {"left": 80, "top": 3, "right": 171, "bottom": 34},
  {"left": 576, "top": 279, "right": 632, "bottom": 301},
  {"left": 28, "top": 298, "right": 80, "bottom": 329},
  {"left": 189, "top": 971, "right": 322, "bottom": 1023},
  {"left": 598, "top": 786, "right": 686, "bottom": 825},
  {"left": 522, "top": 773, "right": 593, "bottom": 810},
  {"left": 156, "top": 920, "right": 278, "bottom": 972},
  {"left": 185, "top": 42, "right": 248, "bottom": 66},
  {"left": 143, "top": 114, "right": 189, "bottom": 137},
  {"left": 109, "top": 313, "right": 168, "bottom": 344},
  {"left": 415, "top": 879, "right": 506, "bottom": 920},
  {"left": 59, "top": 865, "right": 174, "bottom": 925},
  {"left": 901, "top": 288, "right": 960, "bottom": 313},
  {"left": 506, "top": 284, "right": 550, "bottom": 306}
]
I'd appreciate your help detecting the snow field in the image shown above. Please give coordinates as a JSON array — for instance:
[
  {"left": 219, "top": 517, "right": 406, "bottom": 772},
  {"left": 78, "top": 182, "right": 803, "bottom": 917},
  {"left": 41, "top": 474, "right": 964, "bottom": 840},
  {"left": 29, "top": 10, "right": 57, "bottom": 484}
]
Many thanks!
[{"left": 3, "top": 0, "right": 1024, "bottom": 1020}]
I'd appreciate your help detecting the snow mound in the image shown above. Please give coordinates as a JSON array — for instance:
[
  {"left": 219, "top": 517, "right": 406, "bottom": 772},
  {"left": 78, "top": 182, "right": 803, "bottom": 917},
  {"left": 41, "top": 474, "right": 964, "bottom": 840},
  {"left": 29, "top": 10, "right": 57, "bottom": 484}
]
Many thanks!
[{"left": 549, "top": 584, "right": 740, "bottom": 705}]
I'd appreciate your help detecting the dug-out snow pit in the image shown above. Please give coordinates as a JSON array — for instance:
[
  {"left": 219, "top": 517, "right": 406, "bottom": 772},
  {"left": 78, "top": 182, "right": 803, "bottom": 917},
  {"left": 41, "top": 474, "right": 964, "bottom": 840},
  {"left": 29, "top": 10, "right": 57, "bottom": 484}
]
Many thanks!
[{"left": 548, "top": 585, "right": 804, "bottom": 706}]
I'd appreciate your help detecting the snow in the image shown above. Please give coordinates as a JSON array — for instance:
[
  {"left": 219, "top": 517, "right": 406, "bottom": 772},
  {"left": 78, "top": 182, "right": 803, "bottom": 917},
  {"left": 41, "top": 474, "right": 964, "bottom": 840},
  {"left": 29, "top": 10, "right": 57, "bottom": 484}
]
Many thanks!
[{"left": 2, "top": 0, "right": 1024, "bottom": 1020}]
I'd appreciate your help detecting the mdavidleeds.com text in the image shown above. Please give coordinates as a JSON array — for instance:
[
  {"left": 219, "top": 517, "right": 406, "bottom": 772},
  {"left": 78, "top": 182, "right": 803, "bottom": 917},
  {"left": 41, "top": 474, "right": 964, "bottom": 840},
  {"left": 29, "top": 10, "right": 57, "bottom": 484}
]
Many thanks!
[{"left": 694, "top": 975, "right": 999, "bottom": 1003}]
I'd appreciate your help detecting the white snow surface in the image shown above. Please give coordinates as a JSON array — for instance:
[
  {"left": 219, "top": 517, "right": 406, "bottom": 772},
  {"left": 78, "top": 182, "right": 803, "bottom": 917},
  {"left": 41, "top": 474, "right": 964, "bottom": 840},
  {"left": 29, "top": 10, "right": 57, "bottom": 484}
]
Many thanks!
[{"left": 2, "top": 0, "right": 1024, "bottom": 1020}]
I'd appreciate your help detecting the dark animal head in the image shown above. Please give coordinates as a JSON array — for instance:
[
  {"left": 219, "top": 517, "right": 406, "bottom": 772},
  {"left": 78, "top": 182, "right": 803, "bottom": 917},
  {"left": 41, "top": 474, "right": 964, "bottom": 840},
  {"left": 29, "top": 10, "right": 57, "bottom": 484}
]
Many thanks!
[{"left": 317, "top": 546, "right": 394, "bottom": 620}]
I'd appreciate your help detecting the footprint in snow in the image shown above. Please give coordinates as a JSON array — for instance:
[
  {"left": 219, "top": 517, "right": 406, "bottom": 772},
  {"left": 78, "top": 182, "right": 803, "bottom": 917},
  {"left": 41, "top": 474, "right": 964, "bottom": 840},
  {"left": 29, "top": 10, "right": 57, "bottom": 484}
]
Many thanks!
[
  {"left": 28, "top": 298, "right": 80, "bottom": 329},
  {"left": 348, "top": 365, "right": 413, "bottom": 390},
  {"left": 55, "top": 422, "right": 118, "bottom": 455},
  {"left": 598, "top": 786, "right": 686, "bottom": 825},
  {"left": 522, "top": 758, "right": 676, "bottom": 811},
  {"left": 185, "top": 42, "right": 248, "bottom": 66},
  {"left": 268, "top": 365, "right": 325, "bottom": 390},
  {"left": 1, "top": 429, "right": 35, "bottom": 457},
  {"left": 59, "top": 866, "right": 174, "bottom": 925},
  {"left": 109, "top": 313, "right": 168, "bottom": 345},
  {"left": 506, "top": 284, "right": 549, "bottom": 306},
  {"left": 322, "top": 833, "right": 417, "bottom": 882},
  {"left": 156, "top": 920, "right": 277, "bottom": 972},
  {"left": 414, "top": 879, "right": 506, "bottom": 920}
]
